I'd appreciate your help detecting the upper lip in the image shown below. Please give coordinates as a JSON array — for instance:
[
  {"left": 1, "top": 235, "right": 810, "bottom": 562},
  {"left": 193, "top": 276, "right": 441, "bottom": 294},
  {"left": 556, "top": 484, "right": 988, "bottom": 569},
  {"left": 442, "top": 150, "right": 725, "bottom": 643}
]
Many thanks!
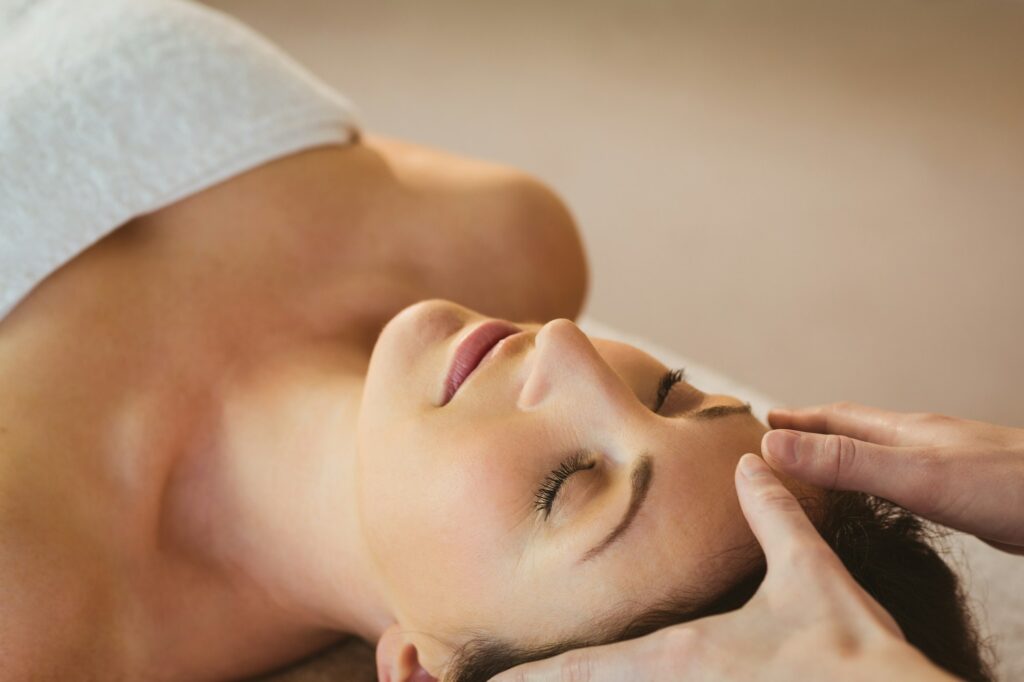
[{"left": 442, "top": 320, "right": 521, "bottom": 405}]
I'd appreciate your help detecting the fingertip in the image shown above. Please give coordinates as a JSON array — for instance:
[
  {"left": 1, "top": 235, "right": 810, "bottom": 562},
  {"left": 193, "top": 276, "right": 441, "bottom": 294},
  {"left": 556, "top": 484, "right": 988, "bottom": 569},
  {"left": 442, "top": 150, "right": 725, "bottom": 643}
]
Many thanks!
[
  {"left": 734, "top": 453, "right": 828, "bottom": 569},
  {"left": 762, "top": 429, "right": 799, "bottom": 467},
  {"left": 737, "top": 452, "right": 769, "bottom": 480},
  {"left": 733, "top": 454, "right": 804, "bottom": 559}
]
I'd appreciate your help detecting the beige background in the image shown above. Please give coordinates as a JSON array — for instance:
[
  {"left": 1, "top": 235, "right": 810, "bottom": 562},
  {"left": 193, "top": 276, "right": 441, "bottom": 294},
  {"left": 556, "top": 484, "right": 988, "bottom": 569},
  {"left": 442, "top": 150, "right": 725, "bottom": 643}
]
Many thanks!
[{"left": 206, "top": 0, "right": 1023, "bottom": 426}]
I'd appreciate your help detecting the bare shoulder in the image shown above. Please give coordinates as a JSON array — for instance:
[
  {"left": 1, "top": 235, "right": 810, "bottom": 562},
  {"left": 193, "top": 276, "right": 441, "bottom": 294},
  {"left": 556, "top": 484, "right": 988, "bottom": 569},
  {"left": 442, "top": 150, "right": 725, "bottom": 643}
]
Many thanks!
[
  {"left": 364, "top": 133, "right": 590, "bottom": 323},
  {"left": 121, "top": 133, "right": 587, "bottom": 339}
]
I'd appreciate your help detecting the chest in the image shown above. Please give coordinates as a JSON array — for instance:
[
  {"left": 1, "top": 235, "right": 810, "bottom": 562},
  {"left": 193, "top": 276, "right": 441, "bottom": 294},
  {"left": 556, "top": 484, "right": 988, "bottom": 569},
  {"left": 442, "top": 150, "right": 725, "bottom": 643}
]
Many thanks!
[{"left": 0, "top": 218, "right": 234, "bottom": 677}]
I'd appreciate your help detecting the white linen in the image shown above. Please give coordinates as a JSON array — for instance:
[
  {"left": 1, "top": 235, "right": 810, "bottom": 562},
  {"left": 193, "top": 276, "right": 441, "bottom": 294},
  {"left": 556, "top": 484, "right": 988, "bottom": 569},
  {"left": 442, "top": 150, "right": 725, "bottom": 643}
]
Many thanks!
[
  {"left": 0, "top": 0, "right": 359, "bottom": 321},
  {"left": 578, "top": 315, "right": 1023, "bottom": 680}
]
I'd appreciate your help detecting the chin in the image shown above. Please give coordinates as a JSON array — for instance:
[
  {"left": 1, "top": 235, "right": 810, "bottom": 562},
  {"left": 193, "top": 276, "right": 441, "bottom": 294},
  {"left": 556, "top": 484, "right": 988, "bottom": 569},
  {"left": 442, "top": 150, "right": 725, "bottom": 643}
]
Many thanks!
[
  {"left": 363, "top": 299, "right": 472, "bottom": 413},
  {"left": 381, "top": 299, "right": 470, "bottom": 356}
]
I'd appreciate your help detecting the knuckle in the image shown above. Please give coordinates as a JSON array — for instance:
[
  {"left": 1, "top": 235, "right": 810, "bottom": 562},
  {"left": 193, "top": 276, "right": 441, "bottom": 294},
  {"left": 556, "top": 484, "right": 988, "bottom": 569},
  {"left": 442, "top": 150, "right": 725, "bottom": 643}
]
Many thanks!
[
  {"left": 916, "top": 412, "right": 961, "bottom": 444},
  {"left": 906, "top": 410, "right": 938, "bottom": 425},
  {"left": 890, "top": 416, "right": 918, "bottom": 446},
  {"left": 903, "top": 447, "right": 949, "bottom": 516},
  {"left": 822, "top": 402, "right": 858, "bottom": 435},
  {"left": 822, "top": 434, "right": 859, "bottom": 488}
]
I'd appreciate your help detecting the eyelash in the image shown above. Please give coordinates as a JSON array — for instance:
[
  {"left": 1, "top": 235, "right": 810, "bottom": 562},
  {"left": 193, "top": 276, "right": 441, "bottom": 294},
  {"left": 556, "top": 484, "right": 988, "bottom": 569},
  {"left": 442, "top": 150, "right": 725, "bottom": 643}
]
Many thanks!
[
  {"left": 533, "top": 450, "right": 595, "bottom": 518},
  {"left": 533, "top": 368, "right": 685, "bottom": 519},
  {"left": 654, "top": 368, "right": 685, "bottom": 413}
]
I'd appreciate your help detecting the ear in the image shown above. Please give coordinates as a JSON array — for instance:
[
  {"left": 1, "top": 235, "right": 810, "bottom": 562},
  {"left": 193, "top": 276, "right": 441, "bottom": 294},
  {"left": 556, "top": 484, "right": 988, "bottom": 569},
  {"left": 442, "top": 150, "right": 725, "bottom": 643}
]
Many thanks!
[{"left": 376, "top": 623, "right": 439, "bottom": 682}]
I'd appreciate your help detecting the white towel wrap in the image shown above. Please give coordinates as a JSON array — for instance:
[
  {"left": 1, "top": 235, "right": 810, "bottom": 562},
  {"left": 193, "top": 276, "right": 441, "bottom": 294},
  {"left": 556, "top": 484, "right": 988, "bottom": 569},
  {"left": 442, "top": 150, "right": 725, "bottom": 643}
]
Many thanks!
[{"left": 0, "top": 0, "right": 360, "bottom": 320}]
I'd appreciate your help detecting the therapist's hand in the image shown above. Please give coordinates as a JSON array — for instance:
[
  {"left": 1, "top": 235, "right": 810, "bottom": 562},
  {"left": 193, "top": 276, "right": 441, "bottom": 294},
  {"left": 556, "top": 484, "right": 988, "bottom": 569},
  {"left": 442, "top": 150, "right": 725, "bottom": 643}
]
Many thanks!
[
  {"left": 491, "top": 454, "right": 952, "bottom": 682},
  {"left": 765, "top": 402, "right": 1024, "bottom": 555}
]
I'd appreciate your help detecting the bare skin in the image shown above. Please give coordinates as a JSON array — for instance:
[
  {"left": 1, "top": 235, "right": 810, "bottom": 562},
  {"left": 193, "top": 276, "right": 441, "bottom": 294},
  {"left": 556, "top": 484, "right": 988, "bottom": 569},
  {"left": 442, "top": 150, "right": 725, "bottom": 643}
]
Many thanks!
[{"left": 0, "top": 134, "right": 587, "bottom": 680}]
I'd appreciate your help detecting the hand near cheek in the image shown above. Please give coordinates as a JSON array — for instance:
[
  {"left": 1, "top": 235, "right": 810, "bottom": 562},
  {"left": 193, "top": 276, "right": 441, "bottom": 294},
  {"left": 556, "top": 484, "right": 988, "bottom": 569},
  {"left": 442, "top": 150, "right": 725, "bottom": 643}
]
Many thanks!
[{"left": 490, "top": 455, "right": 953, "bottom": 682}]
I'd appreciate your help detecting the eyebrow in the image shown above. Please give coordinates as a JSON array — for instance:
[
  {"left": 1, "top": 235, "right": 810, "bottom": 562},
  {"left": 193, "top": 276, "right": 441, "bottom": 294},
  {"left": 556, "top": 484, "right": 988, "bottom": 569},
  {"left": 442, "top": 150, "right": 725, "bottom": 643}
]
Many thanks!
[
  {"left": 579, "top": 401, "right": 753, "bottom": 562},
  {"left": 582, "top": 455, "right": 653, "bottom": 562},
  {"left": 689, "top": 403, "right": 753, "bottom": 420}
]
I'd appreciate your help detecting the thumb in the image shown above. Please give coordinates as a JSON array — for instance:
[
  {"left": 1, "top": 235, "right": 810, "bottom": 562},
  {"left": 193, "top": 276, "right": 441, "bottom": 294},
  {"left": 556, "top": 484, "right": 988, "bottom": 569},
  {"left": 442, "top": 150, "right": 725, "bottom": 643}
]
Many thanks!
[
  {"left": 761, "top": 429, "right": 940, "bottom": 514},
  {"left": 734, "top": 453, "right": 846, "bottom": 576}
]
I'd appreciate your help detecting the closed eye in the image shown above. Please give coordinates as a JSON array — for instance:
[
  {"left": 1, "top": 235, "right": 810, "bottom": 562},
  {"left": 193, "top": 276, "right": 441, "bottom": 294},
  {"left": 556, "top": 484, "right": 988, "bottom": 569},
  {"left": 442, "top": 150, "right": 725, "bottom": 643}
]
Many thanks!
[
  {"left": 533, "top": 450, "right": 595, "bottom": 519},
  {"left": 535, "top": 368, "right": 685, "bottom": 520},
  {"left": 653, "top": 368, "right": 685, "bottom": 413}
]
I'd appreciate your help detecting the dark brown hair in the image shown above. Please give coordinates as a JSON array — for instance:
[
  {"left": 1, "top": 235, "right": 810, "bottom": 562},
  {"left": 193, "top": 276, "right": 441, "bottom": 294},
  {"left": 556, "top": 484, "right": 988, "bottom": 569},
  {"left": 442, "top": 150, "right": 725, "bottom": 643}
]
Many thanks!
[{"left": 444, "top": 491, "right": 993, "bottom": 682}]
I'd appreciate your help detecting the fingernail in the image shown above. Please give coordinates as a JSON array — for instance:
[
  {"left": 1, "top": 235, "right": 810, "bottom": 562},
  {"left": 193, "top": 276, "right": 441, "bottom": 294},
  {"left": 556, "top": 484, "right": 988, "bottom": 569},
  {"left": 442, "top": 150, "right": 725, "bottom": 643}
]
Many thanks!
[
  {"left": 738, "top": 453, "right": 768, "bottom": 479},
  {"left": 764, "top": 429, "right": 799, "bottom": 465}
]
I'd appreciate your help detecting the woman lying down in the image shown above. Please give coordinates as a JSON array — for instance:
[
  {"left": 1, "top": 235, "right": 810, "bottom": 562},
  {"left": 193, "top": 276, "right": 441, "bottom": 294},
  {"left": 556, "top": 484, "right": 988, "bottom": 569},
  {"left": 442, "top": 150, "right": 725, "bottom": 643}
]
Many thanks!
[{"left": 0, "top": 0, "right": 992, "bottom": 680}]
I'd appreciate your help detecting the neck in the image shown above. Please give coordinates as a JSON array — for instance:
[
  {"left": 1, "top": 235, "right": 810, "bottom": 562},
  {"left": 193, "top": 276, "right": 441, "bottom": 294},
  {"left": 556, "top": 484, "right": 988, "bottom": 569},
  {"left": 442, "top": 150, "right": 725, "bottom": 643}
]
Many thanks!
[{"left": 160, "top": 335, "right": 392, "bottom": 647}]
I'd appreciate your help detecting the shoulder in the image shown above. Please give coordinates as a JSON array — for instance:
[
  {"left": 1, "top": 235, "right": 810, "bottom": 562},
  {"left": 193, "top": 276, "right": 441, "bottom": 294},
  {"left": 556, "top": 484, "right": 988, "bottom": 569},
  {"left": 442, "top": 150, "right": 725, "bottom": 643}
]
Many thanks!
[
  {"left": 365, "top": 134, "right": 590, "bottom": 323},
  {"left": 494, "top": 170, "right": 590, "bottom": 322},
  {"left": 145, "top": 133, "right": 589, "bottom": 327}
]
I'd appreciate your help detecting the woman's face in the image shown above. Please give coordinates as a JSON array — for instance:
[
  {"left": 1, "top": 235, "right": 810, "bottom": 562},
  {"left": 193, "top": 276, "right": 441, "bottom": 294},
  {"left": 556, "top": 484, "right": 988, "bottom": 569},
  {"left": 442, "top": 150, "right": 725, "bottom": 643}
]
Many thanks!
[{"left": 356, "top": 300, "right": 768, "bottom": 669}]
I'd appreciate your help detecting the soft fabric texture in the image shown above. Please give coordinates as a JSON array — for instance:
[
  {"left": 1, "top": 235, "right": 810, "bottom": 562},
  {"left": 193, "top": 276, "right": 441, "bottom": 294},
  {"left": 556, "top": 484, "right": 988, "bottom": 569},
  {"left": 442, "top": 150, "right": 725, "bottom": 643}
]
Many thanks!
[
  {"left": 579, "top": 316, "right": 1024, "bottom": 681},
  {"left": 0, "top": 0, "right": 359, "bottom": 321}
]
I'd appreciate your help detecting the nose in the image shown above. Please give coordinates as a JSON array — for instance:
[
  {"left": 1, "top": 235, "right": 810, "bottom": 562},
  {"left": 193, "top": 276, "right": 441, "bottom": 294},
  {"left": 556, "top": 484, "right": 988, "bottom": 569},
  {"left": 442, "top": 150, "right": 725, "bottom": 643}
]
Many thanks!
[{"left": 518, "top": 319, "right": 640, "bottom": 419}]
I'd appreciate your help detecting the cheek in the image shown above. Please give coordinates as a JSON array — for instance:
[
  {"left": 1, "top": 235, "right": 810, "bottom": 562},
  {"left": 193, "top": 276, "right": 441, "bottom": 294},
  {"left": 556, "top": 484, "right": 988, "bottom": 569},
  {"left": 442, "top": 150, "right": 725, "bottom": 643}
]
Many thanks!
[{"left": 356, "top": 419, "right": 535, "bottom": 632}]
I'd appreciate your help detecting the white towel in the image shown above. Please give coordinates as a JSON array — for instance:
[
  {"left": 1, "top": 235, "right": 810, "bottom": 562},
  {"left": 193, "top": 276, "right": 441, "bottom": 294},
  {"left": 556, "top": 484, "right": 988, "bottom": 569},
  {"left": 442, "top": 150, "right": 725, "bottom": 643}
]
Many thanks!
[{"left": 0, "top": 0, "right": 360, "bottom": 321}]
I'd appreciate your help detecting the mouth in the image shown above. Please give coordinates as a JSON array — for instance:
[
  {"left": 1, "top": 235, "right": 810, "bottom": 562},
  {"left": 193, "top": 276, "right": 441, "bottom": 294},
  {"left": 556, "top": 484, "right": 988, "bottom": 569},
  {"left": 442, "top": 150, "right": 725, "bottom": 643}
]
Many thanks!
[{"left": 442, "top": 320, "right": 521, "bottom": 405}]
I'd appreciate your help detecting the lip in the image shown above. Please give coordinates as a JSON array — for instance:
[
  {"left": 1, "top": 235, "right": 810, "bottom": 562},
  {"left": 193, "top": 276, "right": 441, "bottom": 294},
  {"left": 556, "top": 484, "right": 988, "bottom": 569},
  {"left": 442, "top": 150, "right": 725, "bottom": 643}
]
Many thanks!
[{"left": 442, "top": 320, "right": 521, "bottom": 405}]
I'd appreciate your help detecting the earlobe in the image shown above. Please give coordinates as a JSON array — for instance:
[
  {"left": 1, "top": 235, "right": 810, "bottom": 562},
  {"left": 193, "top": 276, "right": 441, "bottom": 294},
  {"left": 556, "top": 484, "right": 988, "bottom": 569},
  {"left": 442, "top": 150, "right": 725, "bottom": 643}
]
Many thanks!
[{"left": 376, "top": 623, "right": 439, "bottom": 682}]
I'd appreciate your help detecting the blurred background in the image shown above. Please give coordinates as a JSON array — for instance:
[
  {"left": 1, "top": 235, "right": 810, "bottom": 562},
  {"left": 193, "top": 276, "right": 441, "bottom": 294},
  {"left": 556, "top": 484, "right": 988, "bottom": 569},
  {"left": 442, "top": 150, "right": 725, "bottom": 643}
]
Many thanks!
[{"left": 206, "top": 0, "right": 1023, "bottom": 426}]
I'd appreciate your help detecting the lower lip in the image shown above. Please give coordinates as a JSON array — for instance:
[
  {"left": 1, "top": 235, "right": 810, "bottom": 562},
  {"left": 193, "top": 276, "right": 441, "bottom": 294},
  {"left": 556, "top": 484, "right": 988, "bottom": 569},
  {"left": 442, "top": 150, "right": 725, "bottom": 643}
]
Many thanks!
[{"left": 442, "top": 320, "right": 521, "bottom": 405}]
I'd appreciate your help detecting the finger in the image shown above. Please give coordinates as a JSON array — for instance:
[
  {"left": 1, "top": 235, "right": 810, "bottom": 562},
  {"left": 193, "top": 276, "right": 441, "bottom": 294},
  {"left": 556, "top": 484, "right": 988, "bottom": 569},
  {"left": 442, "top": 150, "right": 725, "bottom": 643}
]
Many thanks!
[
  {"left": 489, "top": 632, "right": 665, "bottom": 682},
  {"left": 761, "top": 429, "right": 941, "bottom": 514},
  {"left": 734, "top": 453, "right": 845, "bottom": 575},
  {"left": 768, "top": 402, "right": 905, "bottom": 446},
  {"left": 736, "top": 455, "right": 908, "bottom": 641}
]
